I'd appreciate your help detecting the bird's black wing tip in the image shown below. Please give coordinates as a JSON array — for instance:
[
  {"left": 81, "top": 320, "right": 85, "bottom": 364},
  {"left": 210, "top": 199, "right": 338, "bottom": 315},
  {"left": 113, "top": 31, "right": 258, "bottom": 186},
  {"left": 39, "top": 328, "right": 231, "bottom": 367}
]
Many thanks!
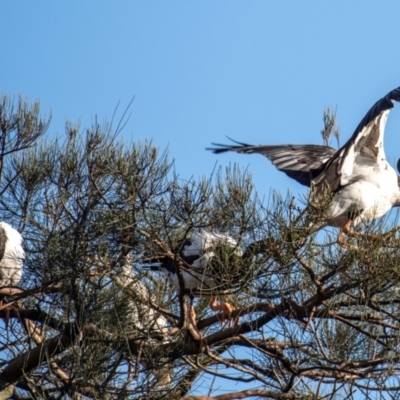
[
  {"left": 205, "top": 142, "right": 235, "bottom": 154},
  {"left": 206, "top": 137, "right": 253, "bottom": 154},
  {"left": 389, "top": 86, "right": 400, "bottom": 102}
]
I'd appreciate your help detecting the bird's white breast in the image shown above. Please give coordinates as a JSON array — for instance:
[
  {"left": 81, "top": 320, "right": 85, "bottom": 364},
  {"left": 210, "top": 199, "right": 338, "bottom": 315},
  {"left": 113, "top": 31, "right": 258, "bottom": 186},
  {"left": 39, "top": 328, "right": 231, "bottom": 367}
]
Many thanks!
[
  {"left": 0, "top": 222, "right": 25, "bottom": 287},
  {"left": 121, "top": 265, "right": 169, "bottom": 335},
  {"left": 327, "top": 162, "right": 399, "bottom": 227}
]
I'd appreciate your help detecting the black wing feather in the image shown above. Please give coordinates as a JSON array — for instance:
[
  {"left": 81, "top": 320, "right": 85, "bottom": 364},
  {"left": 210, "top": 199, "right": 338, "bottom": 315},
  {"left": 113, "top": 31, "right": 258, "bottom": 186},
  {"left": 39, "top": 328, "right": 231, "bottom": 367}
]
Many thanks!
[
  {"left": 313, "top": 86, "right": 400, "bottom": 192},
  {"left": 207, "top": 142, "right": 336, "bottom": 187},
  {"left": 208, "top": 86, "right": 400, "bottom": 191}
]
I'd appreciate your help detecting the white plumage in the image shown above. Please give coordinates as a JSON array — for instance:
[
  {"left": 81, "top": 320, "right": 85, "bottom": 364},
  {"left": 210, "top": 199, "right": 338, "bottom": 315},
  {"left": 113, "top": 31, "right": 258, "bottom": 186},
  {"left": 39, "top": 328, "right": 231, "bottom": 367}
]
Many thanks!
[
  {"left": 161, "top": 230, "right": 242, "bottom": 294},
  {"left": 115, "top": 257, "right": 171, "bottom": 386},
  {"left": 119, "top": 262, "right": 169, "bottom": 336},
  {"left": 324, "top": 108, "right": 398, "bottom": 229},
  {"left": 149, "top": 230, "right": 243, "bottom": 334},
  {"left": 326, "top": 159, "right": 398, "bottom": 228},
  {"left": 0, "top": 222, "right": 24, "bottom": 288},
  {"left": 209, "top": 87, "right": 400, "bottom": 245}
]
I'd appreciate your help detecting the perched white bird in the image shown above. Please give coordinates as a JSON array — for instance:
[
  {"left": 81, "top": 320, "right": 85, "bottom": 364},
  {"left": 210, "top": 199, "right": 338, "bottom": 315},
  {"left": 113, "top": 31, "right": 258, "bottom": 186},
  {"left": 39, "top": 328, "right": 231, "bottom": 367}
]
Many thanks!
[
  {"left": 0, "top": 222, "right": 25, "bottom": 325},
  {"left": 118, "top": 262, "right": 169, "bottom": 337},
  {"left": 114, "top": 256, "right": 171, "bottom": 386},
  {"left": 209, "top": 87, "right": 400, "bottom": 246},
  {"left": 0, "top": 222, "right": 24, "bottom": 291},
  {"left": 146, "top": 230, "right": 243, "bottom": 334}
]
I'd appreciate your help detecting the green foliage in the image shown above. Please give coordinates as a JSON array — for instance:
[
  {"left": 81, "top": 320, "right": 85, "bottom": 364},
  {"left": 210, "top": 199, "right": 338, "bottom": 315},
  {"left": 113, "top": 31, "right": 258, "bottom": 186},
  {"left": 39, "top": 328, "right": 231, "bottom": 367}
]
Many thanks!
[{"left": 0, "top": 95, "right": 399, "bottom": 399}]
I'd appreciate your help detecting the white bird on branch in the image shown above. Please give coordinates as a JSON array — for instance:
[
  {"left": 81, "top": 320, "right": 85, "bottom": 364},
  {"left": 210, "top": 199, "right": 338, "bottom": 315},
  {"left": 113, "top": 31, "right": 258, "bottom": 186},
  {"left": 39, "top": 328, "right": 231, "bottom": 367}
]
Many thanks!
[
  {"left": 208, "top": 86, "right": 400, "bottom": 247},
  {"left": 0, "top": 222, "right": 24, "bottom": 316},
  {"left": 113, "top": 255, "right": 171, "bottom": 387},
  {"left": 144, "top": 230, "right": 244, "bottom": 337}
]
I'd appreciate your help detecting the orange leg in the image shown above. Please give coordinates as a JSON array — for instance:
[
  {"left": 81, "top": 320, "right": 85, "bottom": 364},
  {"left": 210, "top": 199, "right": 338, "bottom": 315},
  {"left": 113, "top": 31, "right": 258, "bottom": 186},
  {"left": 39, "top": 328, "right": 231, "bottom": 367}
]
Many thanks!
[
  {"left": 338, "top": 220, "right": 398, "bottom": 249},
  {"left": 209, "top": 296, "right": 239, "bottom": 327},
  {"left": 187, "top": 299, "right": 204, "bottom": 341},
  {"left": 337, "top": 221, "right": 357, "bottom": 249}
]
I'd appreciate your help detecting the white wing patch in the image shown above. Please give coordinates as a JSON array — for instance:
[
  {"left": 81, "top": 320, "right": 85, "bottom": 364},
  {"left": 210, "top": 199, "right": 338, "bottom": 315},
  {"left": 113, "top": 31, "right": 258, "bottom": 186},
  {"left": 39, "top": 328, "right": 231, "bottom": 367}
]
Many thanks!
[
  {"left": 340, "top": 147, "right": 354, "bottom": 184},
  {"left": 339, "top": 110, "right": 390, "bottom": 187}
]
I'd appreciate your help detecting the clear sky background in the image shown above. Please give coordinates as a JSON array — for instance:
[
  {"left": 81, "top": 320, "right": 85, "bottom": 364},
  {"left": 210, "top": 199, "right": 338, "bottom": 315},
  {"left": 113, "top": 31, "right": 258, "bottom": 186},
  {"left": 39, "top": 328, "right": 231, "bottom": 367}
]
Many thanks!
[{"left": 1, "top": 2, "right": 400, "bottom": 397}]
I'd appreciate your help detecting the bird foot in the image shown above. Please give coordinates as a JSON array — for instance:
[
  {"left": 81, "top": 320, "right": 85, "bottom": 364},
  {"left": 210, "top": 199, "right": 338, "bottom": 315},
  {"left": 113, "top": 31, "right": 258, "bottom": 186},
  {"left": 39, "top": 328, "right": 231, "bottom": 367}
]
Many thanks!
[
  {"left": 337, "top": 231, "right": 358, "bottom": 250},
  {"left": 338, "top": 227, "right": 400, "bottom": 249},
  {"left": 209, "top": 297, "right": 239, "bottom": 327}
]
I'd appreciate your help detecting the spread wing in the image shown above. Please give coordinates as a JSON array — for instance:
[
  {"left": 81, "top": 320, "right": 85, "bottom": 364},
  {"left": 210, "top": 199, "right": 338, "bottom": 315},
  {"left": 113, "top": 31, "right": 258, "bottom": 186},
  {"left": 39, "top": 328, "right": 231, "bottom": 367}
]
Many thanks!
[
  {"left": 312, "top": 86, "right": 400, "bottom": 193},
  {"left": 207, "top": 141, "right": 336, "bottom": 186}
]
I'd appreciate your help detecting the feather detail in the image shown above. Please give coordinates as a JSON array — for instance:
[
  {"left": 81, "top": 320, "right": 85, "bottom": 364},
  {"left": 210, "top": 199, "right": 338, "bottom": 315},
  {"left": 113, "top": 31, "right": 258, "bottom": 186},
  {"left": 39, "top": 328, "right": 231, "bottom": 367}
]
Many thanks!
[{"left": 208, "top": 86, "right": 400, "bottom": 228}]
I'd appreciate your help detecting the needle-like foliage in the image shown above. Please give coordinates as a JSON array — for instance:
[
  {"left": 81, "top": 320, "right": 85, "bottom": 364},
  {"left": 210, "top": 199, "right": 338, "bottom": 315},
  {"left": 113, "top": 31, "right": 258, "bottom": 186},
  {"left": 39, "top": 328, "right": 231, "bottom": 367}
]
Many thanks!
[{"left": 0, "top": 96, "right": 398, "bottom": 400}]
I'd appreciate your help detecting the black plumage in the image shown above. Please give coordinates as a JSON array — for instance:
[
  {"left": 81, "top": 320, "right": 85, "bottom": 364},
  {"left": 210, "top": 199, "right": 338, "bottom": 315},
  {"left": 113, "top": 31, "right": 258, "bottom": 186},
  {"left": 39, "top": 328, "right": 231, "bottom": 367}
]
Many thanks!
[{"left": 208, "top": 87, "right": 400, "bottom": 246}]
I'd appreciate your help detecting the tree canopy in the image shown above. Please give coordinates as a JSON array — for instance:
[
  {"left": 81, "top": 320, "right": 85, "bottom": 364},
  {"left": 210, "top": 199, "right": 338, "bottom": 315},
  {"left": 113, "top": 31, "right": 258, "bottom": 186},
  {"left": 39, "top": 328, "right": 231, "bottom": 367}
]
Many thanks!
[{"left": 0, "top": 96, "right": 399, "bottom": 399}]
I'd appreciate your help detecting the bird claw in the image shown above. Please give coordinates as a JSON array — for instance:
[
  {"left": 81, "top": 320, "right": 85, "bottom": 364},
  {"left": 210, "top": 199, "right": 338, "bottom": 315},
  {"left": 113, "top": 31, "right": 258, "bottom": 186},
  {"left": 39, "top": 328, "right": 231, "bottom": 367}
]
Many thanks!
[
  {"left": 339, "top": 227, "right": 400, "bottom": 249},
  {"left": 219, "top": 312, "right": 240, "bottom": 328},
  {"left": 337, "top": 232, "right": 358, "bottom": 250},
  {"left": 219, "top": 303, "right": 237, "bottom": 327},
  {"left": 210, "top": 299, "right": 239, "bottom": 327}
]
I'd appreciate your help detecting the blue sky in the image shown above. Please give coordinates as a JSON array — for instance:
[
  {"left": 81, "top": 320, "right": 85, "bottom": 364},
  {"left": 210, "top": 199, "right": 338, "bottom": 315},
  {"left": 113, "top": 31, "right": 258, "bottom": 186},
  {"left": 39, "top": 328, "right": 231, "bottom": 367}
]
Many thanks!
[
  {"left": 2, "top": 2, "right": 400, "bottom": 397},
  {"left": 2, "top": 1, "right": 400, "bottom": 202}
]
